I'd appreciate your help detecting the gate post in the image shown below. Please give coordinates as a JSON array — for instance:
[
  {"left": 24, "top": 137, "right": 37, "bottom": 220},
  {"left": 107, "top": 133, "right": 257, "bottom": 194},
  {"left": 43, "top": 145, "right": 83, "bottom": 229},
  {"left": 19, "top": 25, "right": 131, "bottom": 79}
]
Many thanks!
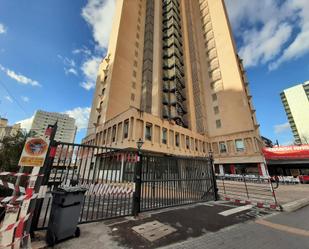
[
  {"left": 132, "top": 139, "right": 144, "bottom": 216},
  {"left": 209, "top": 151, "right": 219, "bottom": 201},
  {"left": 29, "top": 123, "right": 58, "bottom": 234}
]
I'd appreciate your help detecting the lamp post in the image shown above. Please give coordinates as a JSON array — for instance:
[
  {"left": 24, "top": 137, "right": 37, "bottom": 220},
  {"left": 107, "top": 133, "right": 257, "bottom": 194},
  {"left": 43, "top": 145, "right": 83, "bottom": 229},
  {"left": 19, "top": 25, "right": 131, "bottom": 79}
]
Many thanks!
[
  {"left": 209, "top": 149, "right": 219, "bottom": 201},
  {"left": 132, "top": 138, "right": 144, "bottom": 216}
]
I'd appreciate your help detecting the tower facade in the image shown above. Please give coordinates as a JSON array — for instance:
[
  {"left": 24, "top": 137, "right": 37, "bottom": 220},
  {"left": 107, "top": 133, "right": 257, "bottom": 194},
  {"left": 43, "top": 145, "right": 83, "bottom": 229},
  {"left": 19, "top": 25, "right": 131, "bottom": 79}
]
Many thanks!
[
  {"left": 280, "top": 81, "right": 309, "bottom": 144},
  {"left": 84, "top": 0, "right": 264, "bottom": 169}
]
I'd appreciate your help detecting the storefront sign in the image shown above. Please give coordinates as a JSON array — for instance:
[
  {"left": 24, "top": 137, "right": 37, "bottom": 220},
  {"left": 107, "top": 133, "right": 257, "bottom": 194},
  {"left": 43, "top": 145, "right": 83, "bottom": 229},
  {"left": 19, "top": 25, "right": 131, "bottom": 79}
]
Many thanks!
[{"left": 263, "top": 145, "right": 309, "bottom": 160}]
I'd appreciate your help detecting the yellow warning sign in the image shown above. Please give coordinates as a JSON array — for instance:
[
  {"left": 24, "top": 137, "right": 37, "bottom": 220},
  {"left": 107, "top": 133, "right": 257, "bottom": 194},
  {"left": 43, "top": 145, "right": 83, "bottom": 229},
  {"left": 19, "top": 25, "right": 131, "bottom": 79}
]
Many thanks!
[{"left": 19, "top": 137, "right": 50, "bottom": 167}]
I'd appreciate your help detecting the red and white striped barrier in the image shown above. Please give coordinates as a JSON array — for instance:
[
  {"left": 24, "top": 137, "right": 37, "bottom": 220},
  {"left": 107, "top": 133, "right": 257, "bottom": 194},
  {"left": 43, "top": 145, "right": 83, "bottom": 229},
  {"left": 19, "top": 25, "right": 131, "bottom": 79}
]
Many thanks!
[
  {"left": 0, "top": 233, "right": 30, "bottom": 249},
  {"left": 0, "top": 185, "right": 47, "bottom": 204},
  {"left": 0, "top": 172, "right": 44, "bottom": 177},
  {"left": 0, "top": 179, "right": 25, "bottom": 194},
  {"left": 84, "top": 183, "right": 134, "bottom": 196},
  {"left": 0, "top": 212, "right": 32, "bottom": 233},
  {"left": 223, "top": 196, "right": 281, "bottom": 210}
]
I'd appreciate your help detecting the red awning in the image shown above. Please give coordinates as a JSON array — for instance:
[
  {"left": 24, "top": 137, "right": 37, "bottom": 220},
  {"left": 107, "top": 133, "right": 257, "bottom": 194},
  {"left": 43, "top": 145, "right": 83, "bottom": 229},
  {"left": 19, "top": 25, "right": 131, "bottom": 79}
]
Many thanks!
[{"left": 262, "top": 145, "right": 309, "bottom": 160}]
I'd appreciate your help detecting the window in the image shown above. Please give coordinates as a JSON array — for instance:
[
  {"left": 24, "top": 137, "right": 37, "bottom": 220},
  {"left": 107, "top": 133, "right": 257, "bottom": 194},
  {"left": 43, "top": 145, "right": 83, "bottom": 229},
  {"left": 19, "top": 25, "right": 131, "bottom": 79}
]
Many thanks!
[
  {"left": 213, "top": 106, "right": 219, "bottom": 114},
  {"left": 212, "top": 93, "right": 217, "bottom": 101},
  {"left": 123, "top": 119, "right": 129, "bottom": 139},
  {"left": 216, "top": 119, "right": 221, "bottom": 128},
  {"left": 186, "top": 136, "right": 190, "bottom": 149},
  {"left": 145, "top": 123, "right": 152, "bottom": 141},
  {"left": 132, "top": 81, "right": 136, "bottom": 89},
  {"left": 131, "top": 93, "right": 135, "bottom": 101},
  {"left": 133, "top": 70, "right": 137, "bottom": 77},
  {"left": 135, "top": 50, "right": 138, "bottom": 57},
  {"left": 112, "top": 125, "right": 117, "bottom": 142},
  {"left": 101, "top": 88, "right": 105, "bottom": 96},
  {"left": 162, "top": 128, "right": 167, "bottom": 144},
  {"left": 175, "top": 133, "right": 180, "bottom": 147},
  {"left": 97, "top": 115, "right": 101, "bottom": 124},
  {"left": 219, "top": 142, "right": 227, "bottom": 153},
  {"left": 235, "top": 139, "right": 245, "bottom": 152},
  {"left": 134, "top": 60, "right": 138, "bottom": 67}
]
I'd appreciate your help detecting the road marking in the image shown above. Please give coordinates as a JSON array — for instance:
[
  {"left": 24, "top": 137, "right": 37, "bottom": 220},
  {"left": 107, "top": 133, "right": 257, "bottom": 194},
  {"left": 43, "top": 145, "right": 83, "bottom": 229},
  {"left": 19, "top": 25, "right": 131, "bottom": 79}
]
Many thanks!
[
  {"left": 219, "top": 205, "right": 253, "bottom": 216},
  {"left": 256, "top": 219, "right": 309, "bottom": 237}
]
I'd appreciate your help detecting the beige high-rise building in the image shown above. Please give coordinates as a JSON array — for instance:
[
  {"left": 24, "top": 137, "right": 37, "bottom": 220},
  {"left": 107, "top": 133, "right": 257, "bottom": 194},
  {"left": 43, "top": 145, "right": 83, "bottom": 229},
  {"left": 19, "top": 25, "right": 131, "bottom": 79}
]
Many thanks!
[{"left": 84, "top": 0, "right": 265, "bottom": 173}]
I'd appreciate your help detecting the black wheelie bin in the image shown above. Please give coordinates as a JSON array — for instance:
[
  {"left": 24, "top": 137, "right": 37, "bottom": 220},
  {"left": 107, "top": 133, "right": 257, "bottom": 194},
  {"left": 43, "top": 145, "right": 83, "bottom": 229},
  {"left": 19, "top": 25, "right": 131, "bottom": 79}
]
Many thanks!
[{"left": 46, "top": 186, "right": 87, "bottom": 246}]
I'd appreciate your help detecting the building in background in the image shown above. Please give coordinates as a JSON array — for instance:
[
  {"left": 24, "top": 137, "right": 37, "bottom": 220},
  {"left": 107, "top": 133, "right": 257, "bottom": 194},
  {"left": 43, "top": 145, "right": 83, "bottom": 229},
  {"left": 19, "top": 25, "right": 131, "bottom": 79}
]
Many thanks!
[
  {"left": 84, "top": 0, "right": 265, "bottom": 175},
  {"left": 0, "top": 117, "right": 21, "bottom": 141},
  {"left": 280, "top": 81, "right": 309, "bottom": 144},
  {"left": 30, "top": 110, "right": 77, "bottom": 143}
]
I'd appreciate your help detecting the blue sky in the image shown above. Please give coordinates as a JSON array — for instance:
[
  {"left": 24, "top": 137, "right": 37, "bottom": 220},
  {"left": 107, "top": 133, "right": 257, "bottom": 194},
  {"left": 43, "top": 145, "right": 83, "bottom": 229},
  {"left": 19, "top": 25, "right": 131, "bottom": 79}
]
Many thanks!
[{"left": 0, "top": 0, "right": 308, "bottom": 144}]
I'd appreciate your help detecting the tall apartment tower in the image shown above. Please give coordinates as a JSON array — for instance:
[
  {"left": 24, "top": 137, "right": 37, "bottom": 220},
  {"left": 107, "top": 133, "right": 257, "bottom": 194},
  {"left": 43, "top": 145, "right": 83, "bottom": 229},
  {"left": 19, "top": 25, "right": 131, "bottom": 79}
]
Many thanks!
[
  {"left": 280, "top": 81, "right": 309, "bottom": 144},
  {"left": 84, "top": 0, "right": 264, "bottom": 171},
  {"left": 31, "top": 110, "right": 77, "bottom": 143}
]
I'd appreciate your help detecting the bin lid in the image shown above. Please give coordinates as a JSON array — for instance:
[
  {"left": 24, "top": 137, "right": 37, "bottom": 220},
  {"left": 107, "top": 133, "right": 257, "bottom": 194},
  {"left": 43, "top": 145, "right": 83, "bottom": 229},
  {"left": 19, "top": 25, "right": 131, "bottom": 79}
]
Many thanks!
[{"left": 53, "top": 186, "right": 88, "bottom": 194}]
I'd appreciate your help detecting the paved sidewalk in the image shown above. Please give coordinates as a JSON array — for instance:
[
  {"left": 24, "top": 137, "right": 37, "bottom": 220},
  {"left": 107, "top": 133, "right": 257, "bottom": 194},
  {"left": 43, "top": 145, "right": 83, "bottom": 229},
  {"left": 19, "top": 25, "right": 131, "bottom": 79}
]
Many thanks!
[
  {"left": 162, "top": 205, "right": 309, "bottom": 249},
  {"left": 39, "top": 201, "right": 273, "bottom": 249},
  {"left": 275, "top": 184, "right": 309, "bottom": 204}
]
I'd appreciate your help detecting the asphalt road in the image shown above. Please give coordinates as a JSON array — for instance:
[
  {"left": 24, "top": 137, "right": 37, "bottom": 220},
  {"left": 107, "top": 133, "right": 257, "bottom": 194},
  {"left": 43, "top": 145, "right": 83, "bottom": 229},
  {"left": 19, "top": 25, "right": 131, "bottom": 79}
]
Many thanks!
[{"left": 164, "top": 205, "right": 309, "bottom": 249}]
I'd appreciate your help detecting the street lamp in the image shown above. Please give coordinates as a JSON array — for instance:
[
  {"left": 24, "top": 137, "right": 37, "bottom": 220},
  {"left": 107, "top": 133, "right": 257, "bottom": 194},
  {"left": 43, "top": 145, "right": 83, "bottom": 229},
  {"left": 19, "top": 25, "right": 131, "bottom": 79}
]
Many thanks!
[{"left": 136, "top": 138, "right": 144, "bottom": 153}]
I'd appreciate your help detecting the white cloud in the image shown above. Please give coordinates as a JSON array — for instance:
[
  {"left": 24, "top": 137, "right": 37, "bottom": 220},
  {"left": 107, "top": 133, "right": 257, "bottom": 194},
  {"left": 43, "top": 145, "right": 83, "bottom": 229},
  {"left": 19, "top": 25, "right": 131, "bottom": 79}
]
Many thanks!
[
  {"left": 225, "top": 0, "right": 309, "bottom": 70},
  {"left": 57, "top": 55, "right": 78, "bottom": 76},
  {"left": 0, "top": 64, "right": 40, "bottom": 86},
  {"left": 63, "top": 107, "right": 91, "bottom": 131},
  {"left": 81, "top": 0, "right": 115, "bottom": 50},
  {"left": 0, "top": 23, "right": 6, "bottom": 34},
  {"left": 64, "top": 68, "right": 78, "bottom": 76},
  {"left": 274, "top": 122, "right": 291, "bottom": 134},
  {"left": 18, "top": 116, "right": 34, "bottom": 132},
  {"left": 72, "top": 46, "right": 91, "bottom": 56},
  {"left": 21, "top": 96, "right": 30, "bottom": 102},
  {"left": 80, "top": 56, "right": 101, "bottom": 90},
  {"left": 5, "top": 96, "right": 13, "bottom": 103}
]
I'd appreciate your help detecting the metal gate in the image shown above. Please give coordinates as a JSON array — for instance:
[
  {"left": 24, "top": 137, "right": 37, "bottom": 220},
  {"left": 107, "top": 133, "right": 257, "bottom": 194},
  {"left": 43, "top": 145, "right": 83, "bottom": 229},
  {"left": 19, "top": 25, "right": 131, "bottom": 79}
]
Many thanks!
[
  {"left": 140, "top": 155, "right": 216, "bottom": 211},
  {"left": 32, "top": 142, "right": 216, "bottom": 230},
  {"left": 34, "top": 142, "right": 137, "bottom": 230}
]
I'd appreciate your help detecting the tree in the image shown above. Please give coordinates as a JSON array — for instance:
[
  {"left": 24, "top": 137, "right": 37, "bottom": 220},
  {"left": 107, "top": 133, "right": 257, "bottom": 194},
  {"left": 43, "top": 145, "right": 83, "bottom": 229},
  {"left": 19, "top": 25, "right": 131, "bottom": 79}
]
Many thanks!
[{"left": 0, "top": 130, "right": 28, "bottom": 197}]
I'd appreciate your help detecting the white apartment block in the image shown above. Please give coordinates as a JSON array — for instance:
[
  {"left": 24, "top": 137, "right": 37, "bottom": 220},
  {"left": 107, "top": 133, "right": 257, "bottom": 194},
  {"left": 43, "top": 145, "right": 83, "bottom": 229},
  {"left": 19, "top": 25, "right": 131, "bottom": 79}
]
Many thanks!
[
  {"left": 30, "top": 110, "right": 77, "bottom": 143},
  {"left": 281, "top": 81, "right": 309, "bottom": 144}
]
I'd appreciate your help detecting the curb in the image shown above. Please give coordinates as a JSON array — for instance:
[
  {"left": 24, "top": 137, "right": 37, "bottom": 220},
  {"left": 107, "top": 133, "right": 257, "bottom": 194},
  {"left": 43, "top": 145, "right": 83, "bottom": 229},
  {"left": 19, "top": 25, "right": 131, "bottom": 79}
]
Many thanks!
[
  {"left": 281, "top": 198, "right": 309, "bottom": 212},
  {"left": 223, "top": 197, "right": 281, "bottom": 211}
]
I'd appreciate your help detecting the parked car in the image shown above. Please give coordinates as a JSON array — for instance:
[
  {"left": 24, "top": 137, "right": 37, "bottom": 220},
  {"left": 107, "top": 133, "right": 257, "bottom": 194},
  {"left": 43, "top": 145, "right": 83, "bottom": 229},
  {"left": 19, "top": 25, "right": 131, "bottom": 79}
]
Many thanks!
[{"left": 299, "top": 175, "right": 309, "bottom": 184}]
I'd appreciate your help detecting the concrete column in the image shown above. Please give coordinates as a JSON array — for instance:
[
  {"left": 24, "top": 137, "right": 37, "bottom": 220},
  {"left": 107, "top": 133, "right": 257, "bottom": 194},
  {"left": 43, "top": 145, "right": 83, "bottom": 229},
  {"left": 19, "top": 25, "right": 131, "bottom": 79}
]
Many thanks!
[
  {"left": 258, "top": 163, "right": 269, "bottom": 177},
  {"left": 219, "top": 164, "right": 224, "bottom": 175}
]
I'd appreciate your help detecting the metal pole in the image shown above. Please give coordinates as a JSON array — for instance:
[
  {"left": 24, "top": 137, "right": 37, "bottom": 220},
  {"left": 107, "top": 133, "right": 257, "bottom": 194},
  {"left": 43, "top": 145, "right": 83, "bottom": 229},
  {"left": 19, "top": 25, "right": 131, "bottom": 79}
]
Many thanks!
[
  {"left": 29, "top": 123, "right": 58, "bottom": 234},
  {"left": 132, "top": 149, "right": 142, "bottom": 217},
  {"left": 209, "top": 151, "right": 219, "bottom": 201}
]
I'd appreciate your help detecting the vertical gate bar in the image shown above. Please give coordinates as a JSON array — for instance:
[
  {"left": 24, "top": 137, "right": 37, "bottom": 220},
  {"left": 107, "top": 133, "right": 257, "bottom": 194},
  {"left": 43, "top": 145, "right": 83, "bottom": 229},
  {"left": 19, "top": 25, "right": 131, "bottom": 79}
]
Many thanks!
[
  {"left": 209, "top": 154, "right": 218, "bottom": 201},
  {"left": 96, "top": 148, "right": 103, "bottom": 220},
  {"left": 91, "top": 147, "right": 100, "bottom": 221},
  {"left": 132, "top": 151, "right": 142, "bottom": 216},
  {"left": 100, "top": 148, "right": 109, "bottom": 219},
  {"left": 243, "top": 175, "right": 250, "bottom": 199},
  {"left": 105, "top": 151, "right": 113, "bottom": 218},
  {"left": 85, "top": 147, "right": 96, "bottom": 221},
  {"left": 111, "top": 151, "right": 119, "bottom": 217},
  {"left": 79, "top": 146, "right": 92, "bottom": 222}
]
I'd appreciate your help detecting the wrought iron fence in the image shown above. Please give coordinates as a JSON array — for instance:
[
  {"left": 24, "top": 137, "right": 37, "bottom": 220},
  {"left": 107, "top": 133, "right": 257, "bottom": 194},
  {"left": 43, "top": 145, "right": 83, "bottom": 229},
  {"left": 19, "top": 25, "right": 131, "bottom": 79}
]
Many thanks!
[
  {"left": 140, "top": 155, "right": 215, "bottom": 211},
  {"left": 34, "top": 142, "right": 137, "bottom": 230},
  {"left": 216, "top": 175, "right": 278, "bottom": 205}
]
